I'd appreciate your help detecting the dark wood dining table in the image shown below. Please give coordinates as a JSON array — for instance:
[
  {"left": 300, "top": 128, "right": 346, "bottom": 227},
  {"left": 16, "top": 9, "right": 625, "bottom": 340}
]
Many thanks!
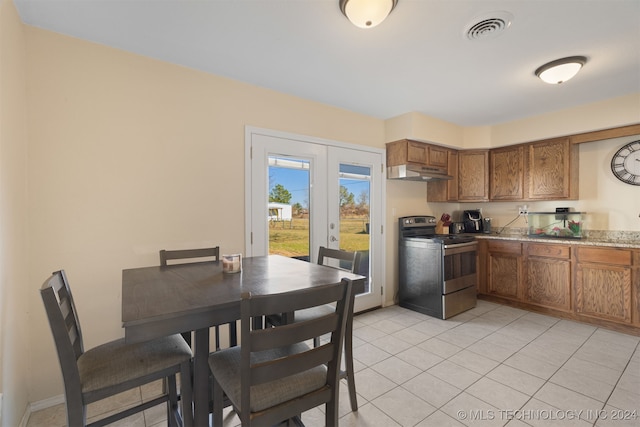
[{"left": 122, "top": 254, "right": 365, "bottom": 427}]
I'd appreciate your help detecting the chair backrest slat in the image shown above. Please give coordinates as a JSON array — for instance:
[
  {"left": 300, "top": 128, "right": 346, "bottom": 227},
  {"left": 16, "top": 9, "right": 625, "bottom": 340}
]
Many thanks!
[
  {"left": 254, "top": 285, "right": 343, "bottom": 318},
  {"left": 251, "top": 345, "right": 334, "bottom": 386},
  {"left": 251, "top": 315, "right": 338, "bottom": 351},
  {"left": 159, "top": 247, "right": 220, "bottom": 266},
  {"left": 56, "top": 286, "right": 83, "bottom": 355},
  {"left": 317, "top": 246, "right": 361, "bottom": 274}
]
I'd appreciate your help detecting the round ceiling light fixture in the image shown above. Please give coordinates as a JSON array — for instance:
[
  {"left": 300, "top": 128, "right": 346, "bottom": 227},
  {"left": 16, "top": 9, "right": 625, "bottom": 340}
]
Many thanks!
[
  {"left": 535, "top": 56, "right": 587, "bottom": 84},
  {"left": 339, "top": 0, "right": 398, "bottom": 29}
]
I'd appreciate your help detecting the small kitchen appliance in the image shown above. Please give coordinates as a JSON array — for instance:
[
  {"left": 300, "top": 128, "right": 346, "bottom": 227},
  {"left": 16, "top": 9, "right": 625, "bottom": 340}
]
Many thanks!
[
  {"left": 463, "top": 209, "right": 484, "bottom": 233},
  {"left": 483, "top": 218, "right": 492, "bottom": 234},
  {"left": 450, "top": 222, "right": 465, "bottom": 234}
]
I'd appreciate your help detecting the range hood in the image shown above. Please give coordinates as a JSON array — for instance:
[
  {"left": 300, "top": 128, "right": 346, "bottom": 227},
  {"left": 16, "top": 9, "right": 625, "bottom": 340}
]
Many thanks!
[{"left": 387, "top": 164, "right": 453, "bottom": 181}]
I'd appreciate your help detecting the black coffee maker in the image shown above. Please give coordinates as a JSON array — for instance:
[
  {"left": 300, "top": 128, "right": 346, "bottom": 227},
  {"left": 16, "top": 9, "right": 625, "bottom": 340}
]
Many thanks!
[{"left": 463, "top": 209, "right": 483, "bottom": 233}]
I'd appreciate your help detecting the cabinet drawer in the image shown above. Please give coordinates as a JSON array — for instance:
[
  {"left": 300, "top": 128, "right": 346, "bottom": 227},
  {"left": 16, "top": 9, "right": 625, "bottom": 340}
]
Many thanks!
[
  {"left": 488, "top": 241, "right": 522, "bottom": 254},
  {"left": 577, "top": 247, "right": 632, "bottom": 266},
  {"left": 526, "top": 243, "right": 570, "bottom": 259}
]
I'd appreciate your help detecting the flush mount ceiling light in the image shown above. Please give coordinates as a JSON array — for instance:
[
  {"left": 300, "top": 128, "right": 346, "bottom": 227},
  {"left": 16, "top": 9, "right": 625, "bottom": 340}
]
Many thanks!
[
  {"left": 535, "top": 56, "right": 587, "bottom": 84},
  {"left": 339, "top": 0, "right": 398, "bottom": 29}
]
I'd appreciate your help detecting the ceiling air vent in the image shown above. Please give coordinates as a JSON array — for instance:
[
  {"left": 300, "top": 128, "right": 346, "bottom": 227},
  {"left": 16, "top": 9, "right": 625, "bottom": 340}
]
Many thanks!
[{"left": 464, "top": 11, "right": 513, "bottom": 41}]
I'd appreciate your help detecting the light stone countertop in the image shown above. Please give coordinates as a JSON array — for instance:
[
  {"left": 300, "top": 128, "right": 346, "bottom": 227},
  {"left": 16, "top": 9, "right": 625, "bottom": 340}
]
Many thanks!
[{"left": 469, "top": 229, "right": 640, "bottom": 249}]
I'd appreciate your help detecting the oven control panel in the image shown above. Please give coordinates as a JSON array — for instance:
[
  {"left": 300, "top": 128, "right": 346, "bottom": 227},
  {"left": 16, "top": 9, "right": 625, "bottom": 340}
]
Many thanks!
[{"left": 400, "top": 216, "right": 436, "bottom": 228}]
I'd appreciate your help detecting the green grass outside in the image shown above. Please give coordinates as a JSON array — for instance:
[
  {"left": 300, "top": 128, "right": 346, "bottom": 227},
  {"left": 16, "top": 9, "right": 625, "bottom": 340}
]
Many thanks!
[{"left": 269, "top": 217, "right": 370, "bottom": 257}]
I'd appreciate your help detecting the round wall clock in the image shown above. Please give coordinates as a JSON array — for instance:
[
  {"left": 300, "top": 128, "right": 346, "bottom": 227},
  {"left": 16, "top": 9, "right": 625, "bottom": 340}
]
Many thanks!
[{"left": 610, "top": 140, "right": 640, "bottom": 186}]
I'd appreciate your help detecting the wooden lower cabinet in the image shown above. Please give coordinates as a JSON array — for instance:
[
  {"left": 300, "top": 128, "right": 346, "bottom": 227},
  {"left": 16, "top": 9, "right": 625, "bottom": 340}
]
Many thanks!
[
  {"left": 478, "top": 239, "right": 640, "bottom": 334},
  {"left": 487, "top": 241, "right": 522, "bottom": 300},
  {"left": 575, "top": 247, "right": 633, "bottom": 324},
  {"left": 524, "top": 243, "right": 571, "bottom": 311}
]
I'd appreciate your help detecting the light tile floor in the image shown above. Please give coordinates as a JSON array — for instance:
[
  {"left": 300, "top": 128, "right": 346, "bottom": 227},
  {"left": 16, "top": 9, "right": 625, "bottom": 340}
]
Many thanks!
[{"left": 27, "top": 301, "right": 640, "bottom": 427}]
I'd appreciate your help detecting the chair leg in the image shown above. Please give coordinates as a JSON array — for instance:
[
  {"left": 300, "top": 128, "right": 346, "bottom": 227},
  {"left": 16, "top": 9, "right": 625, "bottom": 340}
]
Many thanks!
[
  {"left": 212, "top": 376, "right": 224, "bottom": 427},
  {"left": 345, "top": 295, "right": 358, "bottom": 411},
  {"left": 66, "top": 394, "right": 86, "bottom": 427},
  {"left": 180, "top": 361, "right": 194, "bottom": 427},
  {"left": 167, "top": 374, "right": 179, "bottom": 427},
  {"left": 344, "top": 319, "right": 358, "bottom": 411},
  {"left": 326, "top": 400, "right": 338, "bottom": 427}
]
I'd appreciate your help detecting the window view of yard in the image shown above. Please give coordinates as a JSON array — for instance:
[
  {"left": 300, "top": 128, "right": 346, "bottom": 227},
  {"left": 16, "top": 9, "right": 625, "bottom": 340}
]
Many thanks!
[
  {"left": 269, "top": 216, "right": 370, "bottom": 281},
  {"left": 268, "top": 156, "right": 371, "bottom": 279},
  {"left": 269, "top": 217, "right": 370, "bottom": 258}
]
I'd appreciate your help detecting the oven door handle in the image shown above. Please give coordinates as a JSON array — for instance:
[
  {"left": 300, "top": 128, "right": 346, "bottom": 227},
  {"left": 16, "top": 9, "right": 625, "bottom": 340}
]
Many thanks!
[{"left": 443, "top": 241, "right": 478, "bottom": 251}]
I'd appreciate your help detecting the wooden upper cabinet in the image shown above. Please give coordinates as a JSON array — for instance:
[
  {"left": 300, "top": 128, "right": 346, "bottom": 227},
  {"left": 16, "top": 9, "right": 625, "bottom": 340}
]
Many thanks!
[
  {"left": 527, "top": 137, "right": 578, "bottom": 200},
  {"left": 458, "top": 150, "right": 489, "bottom": 201},
  {"left": 428, "top": 145, "right": 448, "bottom": 168},
  {"left": 406, "top": 141, "right": 428, "bottom": 164},
  {"left": 387, "top": 140, "right": 422, "bottom": 166},
  {"left": 387, "top": 140, "right": 448, "bottom": 169},
  {"left": 490, "top": 145, "right": 524, "bottom": 200},
  {"left": 427, "top": 150, "right": 458, "bottom": 202},
  {"left": 393, "top": 134, "right": 580, "bottom": 202},
  {"left": 488, "top": 137, "right": 578, "bottom": 201}
]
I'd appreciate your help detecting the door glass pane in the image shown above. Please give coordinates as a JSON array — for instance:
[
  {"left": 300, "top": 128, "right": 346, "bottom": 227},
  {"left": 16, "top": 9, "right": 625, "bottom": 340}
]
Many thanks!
[
  {"left": 268, "top": 156, "right": 310, "bottom": 260},
  {"left": 339, "top": 163, "right": 370, "bottom": 291}
]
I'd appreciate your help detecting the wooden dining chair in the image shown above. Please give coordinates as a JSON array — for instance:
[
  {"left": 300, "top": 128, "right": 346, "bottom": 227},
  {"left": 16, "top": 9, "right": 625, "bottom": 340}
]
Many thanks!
[
  {"left": 209, "top": 278, "right": 354, "bottom": 427},
  {"left": 265, "top": 247, "right": 361, "bottom": 412},
  {"left": 317, "top": 246, "right": 362, "bottom": 275},
  {"left": 159, "top": 246, "right": 237, "bottom": 350},
  {"left": 40, "top": 270, "right": 193, "bottom": 427}
]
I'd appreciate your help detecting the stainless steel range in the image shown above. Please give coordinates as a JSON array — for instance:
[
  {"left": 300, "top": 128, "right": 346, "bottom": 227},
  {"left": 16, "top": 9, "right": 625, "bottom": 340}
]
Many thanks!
[{"left": 398, "top": 216, "right": 478, "bottom": 319}]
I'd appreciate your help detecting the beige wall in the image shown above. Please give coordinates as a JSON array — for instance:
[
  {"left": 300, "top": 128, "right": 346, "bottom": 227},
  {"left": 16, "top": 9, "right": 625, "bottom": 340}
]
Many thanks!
[
  {"left": 0, "top": 4, "right": 636, "bottom": 417},
  {"left": 0, "top": 0, "right": 30, "bottom": 425},
  {"left": 25, "top": 26, "right": 386, "bottom": 402},
  {"left": 387, "top": 94, "right": 639, "bottom": 149},
  {"left": 486, "top": 94, "right": 640, "bottom": 147}
]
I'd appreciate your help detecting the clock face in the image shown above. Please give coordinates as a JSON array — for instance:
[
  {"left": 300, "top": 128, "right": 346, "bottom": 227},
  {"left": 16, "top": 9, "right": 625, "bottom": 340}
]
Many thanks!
[{"left": 611, "top": 140, "right": 640, "bottom": 186}]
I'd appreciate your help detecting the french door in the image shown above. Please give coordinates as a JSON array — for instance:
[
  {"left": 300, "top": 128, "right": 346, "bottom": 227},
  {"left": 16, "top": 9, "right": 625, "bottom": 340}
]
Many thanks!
[{"left": 245, "top": 127, "right": 385, "bottom": 312}]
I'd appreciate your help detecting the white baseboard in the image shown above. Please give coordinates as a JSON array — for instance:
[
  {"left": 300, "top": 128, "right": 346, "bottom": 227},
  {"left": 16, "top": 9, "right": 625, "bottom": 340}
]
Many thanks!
[
  {"left": 20, "top": 394, "right": 65, "bottom": 427},
  {"left": 30, "top": 394, "right": 65, "bottom": 412}
]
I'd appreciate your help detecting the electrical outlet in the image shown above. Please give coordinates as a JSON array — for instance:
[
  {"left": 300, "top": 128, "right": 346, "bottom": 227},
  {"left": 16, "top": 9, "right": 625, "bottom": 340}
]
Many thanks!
[{"left": 518, "top": 205, "right": 529, "bottom": 216}]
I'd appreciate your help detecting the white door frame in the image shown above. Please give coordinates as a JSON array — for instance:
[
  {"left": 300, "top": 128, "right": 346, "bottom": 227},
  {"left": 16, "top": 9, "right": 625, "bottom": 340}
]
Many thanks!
[{"left": 244, "top": 126, "right": 386, "bottom": 311}]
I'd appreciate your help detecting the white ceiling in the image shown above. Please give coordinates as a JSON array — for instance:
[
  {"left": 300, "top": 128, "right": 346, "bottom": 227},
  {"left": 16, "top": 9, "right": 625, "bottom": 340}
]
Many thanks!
[{"left": 14, "top": 0, "right": 640, "bottom": 126}]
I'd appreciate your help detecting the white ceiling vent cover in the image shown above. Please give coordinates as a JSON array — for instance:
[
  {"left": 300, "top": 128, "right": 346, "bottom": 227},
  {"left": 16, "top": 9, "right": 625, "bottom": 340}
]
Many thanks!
[{"left": 464, "top": 11, "right": 513, "bottom": 41}]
